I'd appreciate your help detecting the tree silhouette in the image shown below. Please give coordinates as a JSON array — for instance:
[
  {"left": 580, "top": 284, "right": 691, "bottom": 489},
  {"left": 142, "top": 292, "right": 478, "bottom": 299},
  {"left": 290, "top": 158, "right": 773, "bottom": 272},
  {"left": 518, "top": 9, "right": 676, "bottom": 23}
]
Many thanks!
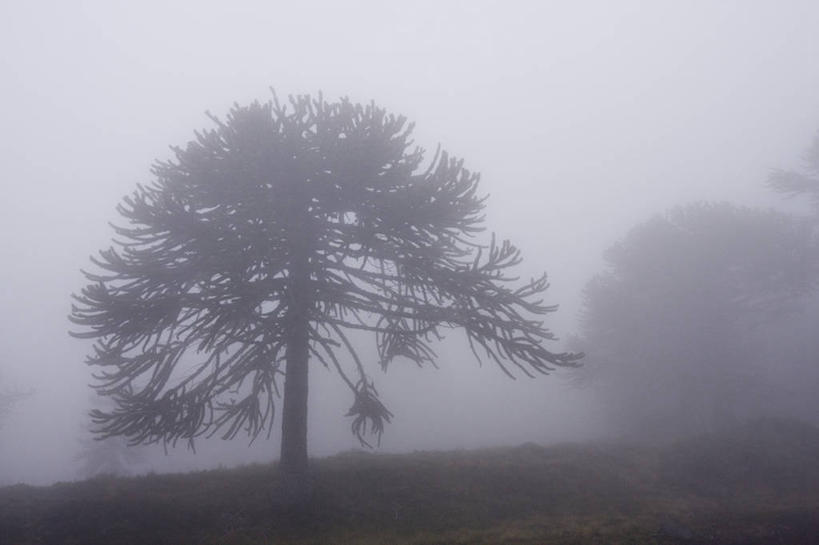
[
  {"left": 0, "top": 390, "right": 31, "bottom": 428},
  {"left": 768, "top": 130, "right": 819, "bottom": 211},
  {"left": 70, "top": 92, "right": 579, "bottom": 494},
  {"left": 0, "top": 373, "right": 33, "bottom": 429},
  {"left": 574, "top": 203, "right": 813, "bottom": 439}
]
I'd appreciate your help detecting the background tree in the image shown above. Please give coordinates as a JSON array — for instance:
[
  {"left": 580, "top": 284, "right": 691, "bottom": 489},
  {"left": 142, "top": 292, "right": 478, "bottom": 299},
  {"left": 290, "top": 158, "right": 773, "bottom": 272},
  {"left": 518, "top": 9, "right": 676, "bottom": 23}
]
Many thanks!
[
  {"left": 768, "top": 130, "right": 819, "bottom": 211},
  {"left": 0, "top": 371, "right": 33, "bottom": 430},
  {"left": 574, "top": 202, "right": 815, "bottom": 440},
  {"left": 75, "top": 434, "right": 147, "bottom": 479},
  {"left": 70, "top": 93, "right": 579, "bottom": 496},
  {"left": 75, "top": 394, "right": 147, "bottom": 479},
  {"left": 0, "top": 390, "right": 32, "bottom": 429}
]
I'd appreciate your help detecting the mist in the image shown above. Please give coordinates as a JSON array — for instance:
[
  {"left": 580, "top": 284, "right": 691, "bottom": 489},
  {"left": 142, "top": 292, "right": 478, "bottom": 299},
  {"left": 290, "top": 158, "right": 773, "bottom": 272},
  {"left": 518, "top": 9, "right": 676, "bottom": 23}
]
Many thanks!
[{"left": 2, "top": 0, "right": 819, "bottom": 489}]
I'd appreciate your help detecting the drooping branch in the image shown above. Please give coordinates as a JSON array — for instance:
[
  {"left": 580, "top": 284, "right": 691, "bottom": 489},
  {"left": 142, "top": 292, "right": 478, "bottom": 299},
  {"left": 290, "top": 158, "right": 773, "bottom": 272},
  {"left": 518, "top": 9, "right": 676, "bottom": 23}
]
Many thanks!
[
  {"left": 346, "top": 379, "right": 393, "bottom": 448},
  {"left": 71, "top": 92, "right": 580, "bottom": 452}
]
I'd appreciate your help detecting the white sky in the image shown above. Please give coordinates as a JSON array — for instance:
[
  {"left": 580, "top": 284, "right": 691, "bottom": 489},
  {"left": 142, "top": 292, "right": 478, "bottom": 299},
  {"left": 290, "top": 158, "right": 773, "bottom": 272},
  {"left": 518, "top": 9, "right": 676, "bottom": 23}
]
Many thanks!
[{"left": 2, "top": 0, "right": 818, "bottom": 484}]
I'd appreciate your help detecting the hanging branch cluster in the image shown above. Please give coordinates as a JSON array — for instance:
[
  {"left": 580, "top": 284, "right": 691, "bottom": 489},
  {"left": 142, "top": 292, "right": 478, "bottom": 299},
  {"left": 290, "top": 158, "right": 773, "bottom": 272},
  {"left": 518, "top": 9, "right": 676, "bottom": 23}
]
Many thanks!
[{"left": 71, "top": 92, "right": 580, "bottom": 449}]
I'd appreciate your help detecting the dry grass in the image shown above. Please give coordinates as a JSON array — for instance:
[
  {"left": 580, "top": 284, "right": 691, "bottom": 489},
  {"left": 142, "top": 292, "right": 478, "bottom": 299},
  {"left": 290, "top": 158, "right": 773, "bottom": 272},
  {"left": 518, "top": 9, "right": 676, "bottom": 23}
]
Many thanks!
[{"left": 2, "top": 419, "right": 818, "bottom": 544}]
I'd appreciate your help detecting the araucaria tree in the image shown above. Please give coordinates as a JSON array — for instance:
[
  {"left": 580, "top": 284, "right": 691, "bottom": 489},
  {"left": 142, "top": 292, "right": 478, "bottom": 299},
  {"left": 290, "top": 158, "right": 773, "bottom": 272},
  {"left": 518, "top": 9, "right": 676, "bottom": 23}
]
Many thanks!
[
  {"left": 574, "top": 203, "right": 813, "bottom": 440},
  {"left": 71, "top": 93, "right": 579, "bottom": 492}
]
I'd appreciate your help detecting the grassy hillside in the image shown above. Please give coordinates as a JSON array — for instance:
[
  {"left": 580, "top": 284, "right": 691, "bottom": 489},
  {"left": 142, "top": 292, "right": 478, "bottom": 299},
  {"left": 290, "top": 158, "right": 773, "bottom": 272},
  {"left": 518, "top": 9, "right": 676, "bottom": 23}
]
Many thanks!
[{"left": 2, "top": 418, "right": 818, "bottom": 544}]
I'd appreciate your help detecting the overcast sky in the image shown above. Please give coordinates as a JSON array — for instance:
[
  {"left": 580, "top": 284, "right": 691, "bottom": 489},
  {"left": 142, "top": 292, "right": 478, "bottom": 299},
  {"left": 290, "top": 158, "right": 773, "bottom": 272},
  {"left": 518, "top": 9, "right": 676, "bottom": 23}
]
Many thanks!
[{"left": 2, "top": 0, "right": 818, "bottom": 485}]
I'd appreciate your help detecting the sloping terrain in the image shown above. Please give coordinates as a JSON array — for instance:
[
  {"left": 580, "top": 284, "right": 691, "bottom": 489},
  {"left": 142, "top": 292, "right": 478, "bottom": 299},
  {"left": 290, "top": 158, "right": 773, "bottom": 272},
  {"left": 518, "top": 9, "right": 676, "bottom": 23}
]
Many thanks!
[{"left": 2, "top": 418, "right": 818, "bottom": 544}]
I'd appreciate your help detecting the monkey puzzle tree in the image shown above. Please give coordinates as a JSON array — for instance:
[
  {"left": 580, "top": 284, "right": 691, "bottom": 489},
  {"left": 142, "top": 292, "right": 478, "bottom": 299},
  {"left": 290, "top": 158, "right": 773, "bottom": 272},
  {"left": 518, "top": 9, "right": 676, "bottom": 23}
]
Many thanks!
[
  {"left": 574, "top": 203, "right": 813, "bottom": 440},
  {"left": 70, "top": 93, "right": 579, "bottom": 494}
]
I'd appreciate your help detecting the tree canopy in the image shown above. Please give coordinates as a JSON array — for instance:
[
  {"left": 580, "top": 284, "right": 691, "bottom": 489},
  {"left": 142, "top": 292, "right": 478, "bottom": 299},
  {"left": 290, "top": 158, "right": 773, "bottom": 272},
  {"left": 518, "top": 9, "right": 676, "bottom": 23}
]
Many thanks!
[
  {"left": 70, "top": 93, "right": 579, "bottom": 480},
  {"left": 574, "top": 202, "right": 814, "bottom": 439}
]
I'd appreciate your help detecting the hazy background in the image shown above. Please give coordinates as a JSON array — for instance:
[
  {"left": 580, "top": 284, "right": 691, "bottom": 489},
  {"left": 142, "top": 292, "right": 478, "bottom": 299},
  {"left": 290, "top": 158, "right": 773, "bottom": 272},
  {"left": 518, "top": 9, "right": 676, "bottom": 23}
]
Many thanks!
[{"left": 2, "top": 0, "right": 818, "bottom": 485}]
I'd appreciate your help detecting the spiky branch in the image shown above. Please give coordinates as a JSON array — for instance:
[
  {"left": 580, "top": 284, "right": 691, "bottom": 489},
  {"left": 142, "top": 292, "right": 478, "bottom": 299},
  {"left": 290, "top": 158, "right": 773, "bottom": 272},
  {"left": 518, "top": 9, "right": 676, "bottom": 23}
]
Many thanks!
[{"left": 71, "top": 92, "right": 580, "bottom": 451}]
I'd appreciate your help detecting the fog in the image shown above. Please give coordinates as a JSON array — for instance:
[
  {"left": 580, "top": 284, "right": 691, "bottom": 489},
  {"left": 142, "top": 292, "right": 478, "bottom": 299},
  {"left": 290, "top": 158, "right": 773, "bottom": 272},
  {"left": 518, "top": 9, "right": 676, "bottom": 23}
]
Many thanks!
[{"left": 2, "top": 0, "right": 818, "bottom": 486}]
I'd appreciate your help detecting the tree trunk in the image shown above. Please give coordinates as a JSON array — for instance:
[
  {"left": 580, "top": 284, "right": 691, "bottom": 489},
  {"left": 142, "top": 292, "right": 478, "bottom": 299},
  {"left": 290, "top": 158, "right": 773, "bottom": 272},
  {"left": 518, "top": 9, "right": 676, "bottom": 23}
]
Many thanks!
[
  {"left": 281, "top": 310, "right": 310, "bottom": 479},
  {"left": 279, "top": 235, "right": 313, "bottom": 503},
  {"left": 278, "top": 319, "right": 312, "bottom": 504}
]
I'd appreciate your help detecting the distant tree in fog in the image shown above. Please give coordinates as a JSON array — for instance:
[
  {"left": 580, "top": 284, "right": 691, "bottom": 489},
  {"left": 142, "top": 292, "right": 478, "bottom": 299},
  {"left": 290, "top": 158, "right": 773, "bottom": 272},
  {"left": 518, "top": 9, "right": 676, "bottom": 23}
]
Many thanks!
[
  {"left": 0, "top": 392, "right": 27, "bottom": 427},
  {"left": 76, "top": 395, "right": 147, "bottom": 479},
  {"left": 70, "top": 92, "right": 579, "bottom": 499},
  {"left": 769, "top": 130, "right": 819, "bottom": 212},
  {"left": 0, "top": 379, "right": 33, "bottom": 428},
  {"left": 76, "top": 435, "right": 146, "bottom": 479},
  {"left": 575, "top": 202, "right": 814, "bottom": 440}
]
